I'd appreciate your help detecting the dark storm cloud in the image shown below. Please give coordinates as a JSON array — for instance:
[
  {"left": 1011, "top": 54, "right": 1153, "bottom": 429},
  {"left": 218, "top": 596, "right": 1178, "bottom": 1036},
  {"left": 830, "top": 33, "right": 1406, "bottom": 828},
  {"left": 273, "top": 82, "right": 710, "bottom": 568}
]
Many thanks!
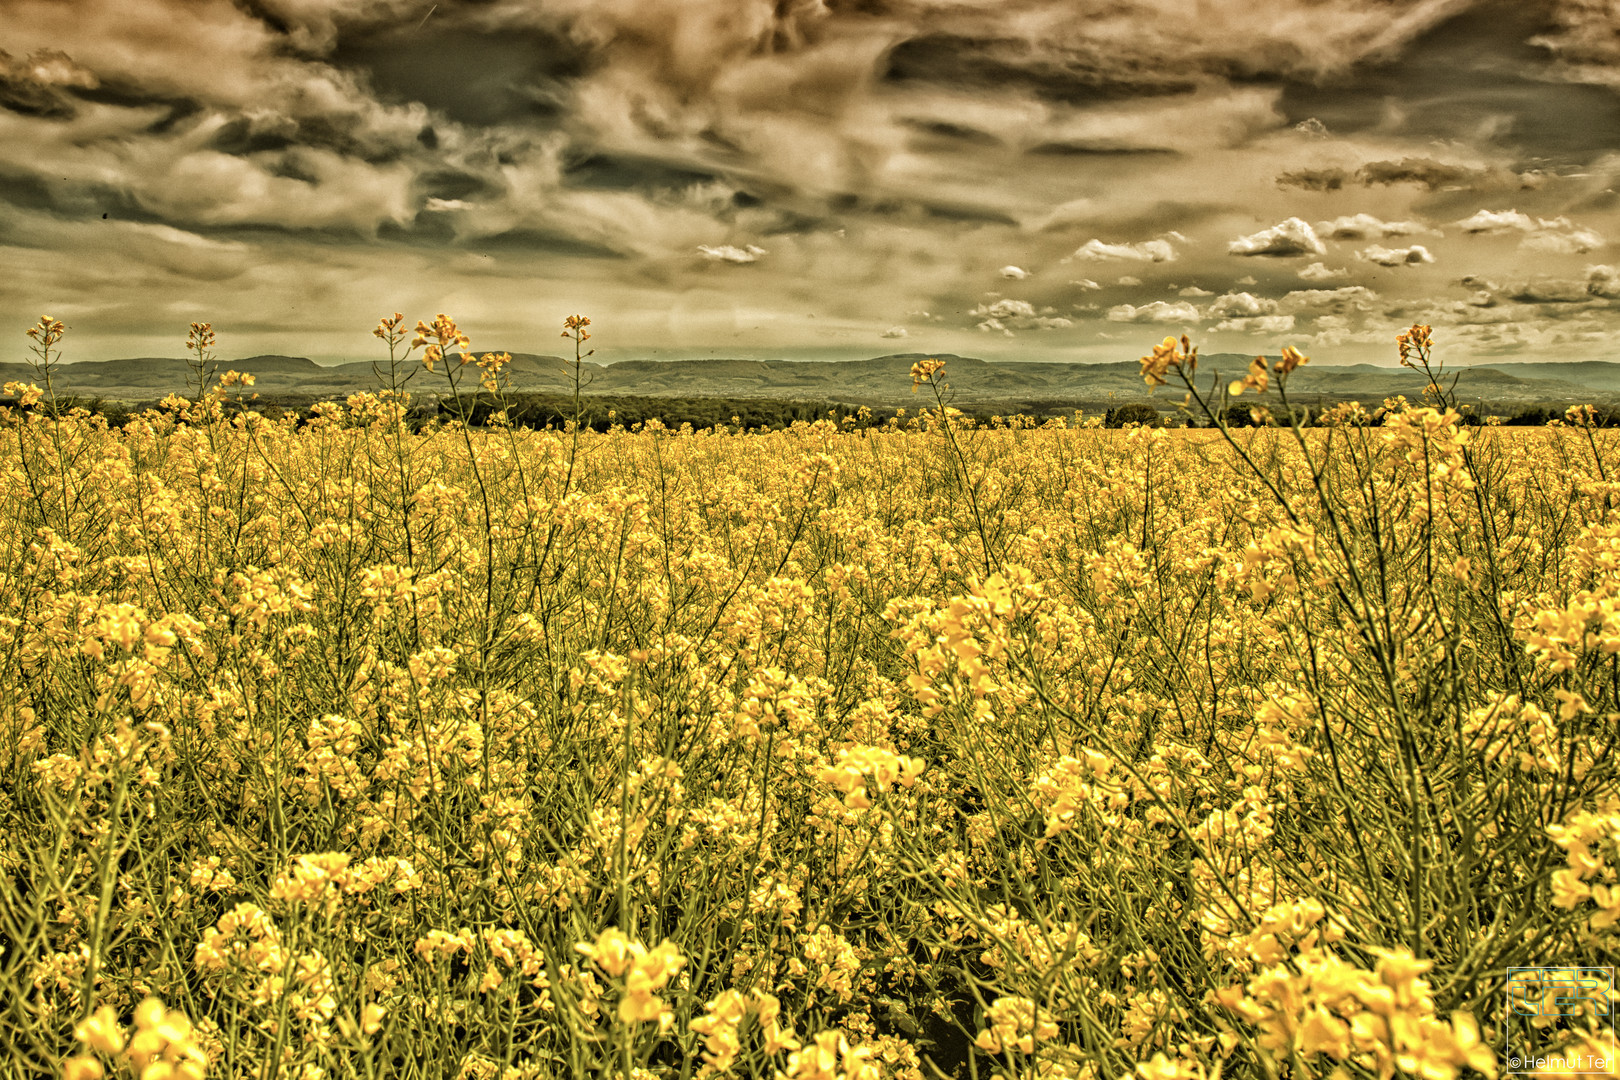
[
  {"left": 1357, "top": 158, "right": 1490, "bottom": 190},
  {"left": 900, "top": 118, "right": 1004, "bottom": 147},
  {"left": 560, "top": 153, "right": 724, "bottom": 194},
  {"left": 1026, "top": 141, "right": 1180, "bottom": 157},
  {"left": 0, "top": 50, "right": 100, "bottom": 118},
  {"left": 1277, "top": 167, "right": 1349, "bottom": 192},
  {"left": 880, "top": 33, "right": 1201, "bottom": 103},
  {"left": 1276, "top": 160, "right": 1506, "bottom": 192},
  {"left": 330, "top": 25, "right": 586, "bottom": 127},
  {"left": 1276, "top": 0, "right": 1620, "bottom": 166}
]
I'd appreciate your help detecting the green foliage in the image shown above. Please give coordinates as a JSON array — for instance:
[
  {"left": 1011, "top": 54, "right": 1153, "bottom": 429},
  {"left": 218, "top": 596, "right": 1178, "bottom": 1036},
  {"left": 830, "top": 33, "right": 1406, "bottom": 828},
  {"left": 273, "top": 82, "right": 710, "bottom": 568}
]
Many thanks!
[{"left": 1103, "top": 403, "right": 1163, "bottom": 428}]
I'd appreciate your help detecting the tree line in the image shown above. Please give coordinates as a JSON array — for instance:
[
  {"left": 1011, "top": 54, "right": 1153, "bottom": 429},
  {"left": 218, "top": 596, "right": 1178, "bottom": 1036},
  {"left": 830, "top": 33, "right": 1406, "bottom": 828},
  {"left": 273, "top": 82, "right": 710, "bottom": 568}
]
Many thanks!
[{"left": 0, "top": 391, "right": 1610, "bottom": 430}]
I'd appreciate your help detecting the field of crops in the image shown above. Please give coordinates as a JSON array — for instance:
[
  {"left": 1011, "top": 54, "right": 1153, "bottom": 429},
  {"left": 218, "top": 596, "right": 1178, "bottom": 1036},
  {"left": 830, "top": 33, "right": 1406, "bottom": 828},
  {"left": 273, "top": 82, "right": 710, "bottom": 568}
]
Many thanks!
[{"left": 3, "top": 316, "right": 1619, "bottom": 1080}]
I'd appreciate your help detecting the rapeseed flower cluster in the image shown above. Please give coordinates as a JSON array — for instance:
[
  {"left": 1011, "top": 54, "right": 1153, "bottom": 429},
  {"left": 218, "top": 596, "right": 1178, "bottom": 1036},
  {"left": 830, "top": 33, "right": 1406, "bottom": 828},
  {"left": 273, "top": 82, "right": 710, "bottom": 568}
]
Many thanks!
[{"left": 2, "top": 315, "right": 1615, "bottom": 1079}]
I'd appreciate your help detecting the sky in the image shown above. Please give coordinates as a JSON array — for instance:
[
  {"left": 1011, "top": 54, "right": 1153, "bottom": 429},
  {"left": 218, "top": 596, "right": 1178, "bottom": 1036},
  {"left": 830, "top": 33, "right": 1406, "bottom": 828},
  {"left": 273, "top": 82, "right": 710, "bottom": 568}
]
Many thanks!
[{"left": 2, "top": 0, "right": 1620, "bottom": 366}]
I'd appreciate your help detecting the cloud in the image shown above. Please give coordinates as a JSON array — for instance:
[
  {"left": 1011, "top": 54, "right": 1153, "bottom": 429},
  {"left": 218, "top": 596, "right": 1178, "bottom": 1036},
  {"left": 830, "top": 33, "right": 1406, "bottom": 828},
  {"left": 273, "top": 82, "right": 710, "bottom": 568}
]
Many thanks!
[
  {"left": 1117, "top": 275, "right": 1143, "bottom": 286},
  {"left": 5, "top": 48, "right": 99, "bottom": 90},
  {"left": 1214, "top": 314, "right": 1296, "bottom": 333},
  {"left": 1454, "top": 211, "right": 1604, "bottom": 253},
  {"left": 1529, "top": 6, "right": 1620, "bottom": 84},
  {"left": 698, "top": 244, "right": 768, "bottom": 263},
  {"left": 1357, "top": 244, "right": 1435, "bottom": 266},
  {"left": 112, "top": 221, "right": 255, "bottom": 280},
  {"left": 1107, "top": 300, "right": 1202, "bottom": 324},
  {"left": 1276, "top": 167, "right": 1349, "bottom": 191},
  {"left": 1521, "top": 218, "right": 1605, "bottom": 255},
  {"left": 1228, "top": 218, "right": 1326, "bottom": 258},
  {"left": 1509, "top": 279, "right": 1593, "bottom": 304},
  {"left": 0, "top": 208, "right": 255, "bottom": 282},
  {"left": 1356, "top": 157, "right": 1484, "bottom": 190},
  {"left": 1299, "top": 262, "right": 1349, "bottom": 281},
  {"left": 1209, "top": 292, "right": 1278, "bottom": 318},
  {"left": 970, "top": 298, "right": 1072, "bottom": 334},
  {"left": 3, "top": 0, "right": 1619, "bottom": 366},
  {"left": 881, "top": 325, "right": 908, "bottom": 338},
  {"left": 1316, "top": 213, "right": 1434, "bottom": 240},
  {"left": 1456, "top": 209, "right": 1536, "bottom": 233},
  {"left": 1281, "top": 286, "right": 1380, "bottom": 312},
  {"left": 1279, "top": 162, "right": 1494, "bottom": 194},
  {"left": 0, "top": 48, "right": 101, "bottom": 117},
  {"left": 1589, "top": 266, "right": 1620, "bottom": 299},
  {"left": 1074, "top": 238, "right": 1177, "bottom": 263},
  {"left": 1501, "top": 265, "right": 1620, "bottom": 304},
  {"left": 1178, "top": 286, "right": 1213, "bottom": 297}
]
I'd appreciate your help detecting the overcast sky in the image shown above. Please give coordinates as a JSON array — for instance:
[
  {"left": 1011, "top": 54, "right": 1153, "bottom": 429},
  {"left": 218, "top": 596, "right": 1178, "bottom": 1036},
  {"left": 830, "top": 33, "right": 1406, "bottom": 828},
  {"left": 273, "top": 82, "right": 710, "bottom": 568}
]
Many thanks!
[{"left": 3, "top": 0, "right": 1619, "bottom": 365}]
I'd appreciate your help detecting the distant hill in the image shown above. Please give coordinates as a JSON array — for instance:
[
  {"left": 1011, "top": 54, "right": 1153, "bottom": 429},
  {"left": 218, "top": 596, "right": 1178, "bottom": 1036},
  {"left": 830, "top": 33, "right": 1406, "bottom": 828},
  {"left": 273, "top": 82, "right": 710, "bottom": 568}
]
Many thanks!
[{"left": 4, "top": 350, "right": 1617, "bottom": 410}]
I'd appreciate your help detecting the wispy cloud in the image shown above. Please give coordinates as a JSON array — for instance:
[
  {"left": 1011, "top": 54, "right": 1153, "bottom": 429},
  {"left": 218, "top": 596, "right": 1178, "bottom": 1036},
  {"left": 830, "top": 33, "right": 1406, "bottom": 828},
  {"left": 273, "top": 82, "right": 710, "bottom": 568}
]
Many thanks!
[{"left": 698, "top": 244, "right": 768, "bottom": 264}]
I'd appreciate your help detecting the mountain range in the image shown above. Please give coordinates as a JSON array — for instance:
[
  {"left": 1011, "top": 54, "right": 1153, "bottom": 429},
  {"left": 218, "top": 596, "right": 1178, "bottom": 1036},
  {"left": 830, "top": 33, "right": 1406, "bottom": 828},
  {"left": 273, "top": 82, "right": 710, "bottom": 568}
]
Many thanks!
[{"left": 5, "top": 352, "right": 1618, "bottom": 411}]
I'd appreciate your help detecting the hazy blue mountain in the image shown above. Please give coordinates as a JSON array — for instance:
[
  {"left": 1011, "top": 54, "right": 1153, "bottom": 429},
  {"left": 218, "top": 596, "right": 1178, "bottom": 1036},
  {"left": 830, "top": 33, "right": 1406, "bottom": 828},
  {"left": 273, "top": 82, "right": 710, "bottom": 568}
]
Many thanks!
[{"left": 4, "top": 350, "right": 1616, "bottom": 410}]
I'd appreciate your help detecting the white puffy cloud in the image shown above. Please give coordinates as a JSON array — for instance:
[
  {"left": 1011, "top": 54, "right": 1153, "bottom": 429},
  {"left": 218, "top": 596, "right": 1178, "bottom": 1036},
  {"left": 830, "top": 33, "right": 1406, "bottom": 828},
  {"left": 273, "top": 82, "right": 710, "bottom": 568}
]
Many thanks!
[
  {"left": 1315, "top": 213, "right": 1434, "bottom": 239},
  {"left": 999, "top": 265, "right": 1030, "bottom": 279},
  {"left": 1209, "top": 291, "right": 1278, "bottom": 318},
  {"left": 1207, "top": 291, "right": 1291, "bottom": 332},
  {"left": 1499, "top": 264, "right": 1620, "bottom": 304},
  {"left": 970, "top": 298, "right": 1072, "bottom": 335},
  {"left": 1106, "top": 300, "right": 1202, "bottom": 324},
  {"left": 1228, "top": 217, "right": 1326, "bottom": 257},
  {"left": 1456, "top": 209, "right": 1535, "bottom": 233},
  {"left": 1299, "top": 262, "right": 1349, "bottom": 281},
  {"left": 881, "top": 325, "right": 908, "bottom": 338},
  {"left": 1178, "top": 286, "right": 1213, "bottom": 297},
  {"left": 1074, "top": 238, "right": 1177, "bottom": 262},
  {"left": 977, "top": 299, "right": 1036, "bottom": 320},
  {"left": 1214, "top": 314, "right": 1296, "bottom": 333},
  {"left": 698, "top": 244, "right": 768, "bottom": 263},
  {"left": 1521, "top": 218, "right": 1605, "bottom": 255},
  {"left": 1070, "top": 279, "right": 1102, "bottom": 290},
  {"left": 1588, "top": 265, "right": 1620, "bottom": 299},
  {"left": 1357, "top": 244, "right": 1435, "bottom": 266},
  {"left": 1454, "top": 210, "right": 1605, "bottom": 253},
  {"left": 1117, "top": 275, "right": 1143, "bottom": 286},
  {"left": 1510, "top": 279, "right": 1592, "bottom": 303}
]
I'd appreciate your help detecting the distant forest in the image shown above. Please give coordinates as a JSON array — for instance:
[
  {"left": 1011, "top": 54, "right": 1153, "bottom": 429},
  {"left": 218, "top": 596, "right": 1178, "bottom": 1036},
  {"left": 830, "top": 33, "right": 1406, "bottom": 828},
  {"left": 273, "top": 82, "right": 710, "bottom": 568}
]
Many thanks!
[{"left": 1, "top": 390, "right": 1612, "bottom": 429}]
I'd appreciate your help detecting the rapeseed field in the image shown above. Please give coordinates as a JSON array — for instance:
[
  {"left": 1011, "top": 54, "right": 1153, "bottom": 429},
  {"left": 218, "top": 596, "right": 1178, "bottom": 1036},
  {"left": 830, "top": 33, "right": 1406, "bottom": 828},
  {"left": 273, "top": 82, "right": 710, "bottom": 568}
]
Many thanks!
[{"left": 3, "top": 314, "right": 1616, "bottom": 1080}]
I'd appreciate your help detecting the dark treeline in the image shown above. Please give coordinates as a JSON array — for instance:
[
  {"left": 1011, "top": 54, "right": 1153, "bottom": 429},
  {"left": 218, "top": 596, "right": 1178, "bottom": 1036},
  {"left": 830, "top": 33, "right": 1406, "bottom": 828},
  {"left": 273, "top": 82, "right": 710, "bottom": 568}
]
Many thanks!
[
  {"left": 1106, "top": 401, "right": 1620, "bottom": 428},
  {"left": 0, "top": 392, "right": 1612, "bottom": 430}
]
